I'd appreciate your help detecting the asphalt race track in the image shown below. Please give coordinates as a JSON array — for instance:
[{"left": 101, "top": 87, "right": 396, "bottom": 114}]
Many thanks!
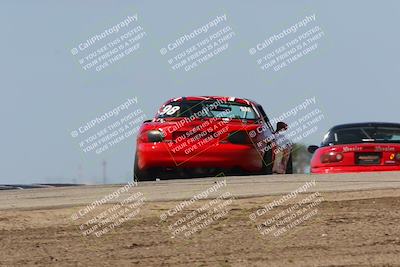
[{"left": 1, "top": 171, "right": 400, "bottom": 210}]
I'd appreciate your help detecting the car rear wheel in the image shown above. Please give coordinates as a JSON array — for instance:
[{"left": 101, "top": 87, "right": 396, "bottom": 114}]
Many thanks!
[
  {"left": 285, "top": 153, "right": 293, "bottom": 174},
  {"left": 134, "top": 153, "right": 153, "bottom": 181},
  {"left": 261, "top": 149, "right": 273, "bottom": 175}
]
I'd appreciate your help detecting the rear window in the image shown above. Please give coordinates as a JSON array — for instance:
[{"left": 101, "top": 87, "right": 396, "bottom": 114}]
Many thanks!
[
  {"left": 157, "top": 100, "right": 258, "bottom": 120},
  {"left": 321, "top": 126, "right": 400, "bottom": 146}
]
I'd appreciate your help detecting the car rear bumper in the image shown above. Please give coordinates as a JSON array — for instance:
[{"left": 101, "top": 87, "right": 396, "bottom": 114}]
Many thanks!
[
  {"left": 137, "top": 142, "right": 262, "bottom": 172},
  {"left": 311, "top": 165, "right": 400, "bottom": 174}
]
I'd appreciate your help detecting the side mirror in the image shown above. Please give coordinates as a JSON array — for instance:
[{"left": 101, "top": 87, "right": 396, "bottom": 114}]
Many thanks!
[
  {"left": 308, "top": 145, "right": 319, "bottom": 154},
  {"left": 276, "top": 122, "right": 288, "bottom": 132}
]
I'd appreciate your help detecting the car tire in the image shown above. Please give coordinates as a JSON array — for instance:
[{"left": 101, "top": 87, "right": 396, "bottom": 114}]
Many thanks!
[
  {"left": 285, "top": 153, "right": 293, "bottom": 174},
  {"left": 261, "top": 149, "right": 273, "bottom": 175},
  {"left": 134, "top": 153, "right": 153, "bottom": 182}
]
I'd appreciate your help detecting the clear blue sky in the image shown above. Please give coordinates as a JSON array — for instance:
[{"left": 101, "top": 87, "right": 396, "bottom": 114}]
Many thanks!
[{"left": 1, "top": 1, "right": 399, "bottom": 184}]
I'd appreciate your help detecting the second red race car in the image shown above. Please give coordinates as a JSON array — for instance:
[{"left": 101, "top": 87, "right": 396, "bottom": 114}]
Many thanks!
[
  {"left": 308, "top": 122, "right": 400, "bottom": 174},
  {"left": 134, "top": 96, "right": 293, "bottom": 181}
]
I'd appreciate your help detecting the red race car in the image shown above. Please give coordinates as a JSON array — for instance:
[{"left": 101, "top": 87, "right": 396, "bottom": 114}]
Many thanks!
[
  {"left": 134, "top": 96, "right": 293, "bottom": 181},
  {"left": 308, "top": 122, "right": 400, "bottom": 174}
]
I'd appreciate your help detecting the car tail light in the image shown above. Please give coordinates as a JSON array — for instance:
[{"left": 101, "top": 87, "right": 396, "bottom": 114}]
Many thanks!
[
  {"left": 396, "top": 153, "right": 400, "bottom": 161},
  {"left": 146, "top": 130, "right": 164, "bottom": 143},
  {"left": 320, "top": 151, "right": 344, "bottom": 163},
  {"left": 227, "top": 131, "right": 251, "bottom": 144}
]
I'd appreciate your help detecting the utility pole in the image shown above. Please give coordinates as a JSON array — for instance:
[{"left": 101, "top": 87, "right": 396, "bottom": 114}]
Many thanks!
[
  {"left": 74, "top": 164, "right": 82, "bottom": 184},
  {"left": 102, "top": 160, "right": 107, "bottom": 184}
]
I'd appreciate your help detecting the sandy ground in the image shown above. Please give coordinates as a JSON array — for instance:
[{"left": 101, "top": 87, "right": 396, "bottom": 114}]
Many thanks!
[{"left": 1, "top": 173, "right": 400, "bottom": 266}]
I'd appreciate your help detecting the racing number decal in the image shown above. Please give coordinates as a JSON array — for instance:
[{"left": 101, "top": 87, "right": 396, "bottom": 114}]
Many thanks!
[
  {"left": 240, "top": 106, "right": 251, "bottom": 112},
  {"left": 160, "top": 105, "right": 180, "bottom": 115}
]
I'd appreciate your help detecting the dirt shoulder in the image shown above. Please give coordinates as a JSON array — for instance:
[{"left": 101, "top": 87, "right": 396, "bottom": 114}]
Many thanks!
[{"left": 1, "top": 188, "right": 400, "bottom": 266}]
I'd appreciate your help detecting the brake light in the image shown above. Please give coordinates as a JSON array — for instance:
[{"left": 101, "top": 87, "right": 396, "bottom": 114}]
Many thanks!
[
  {"left": 141, "top": 130, "right": 164, "bottom": 143},
  {"left": 321, "top": 152, "right": 344, "bottom": 163}
]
